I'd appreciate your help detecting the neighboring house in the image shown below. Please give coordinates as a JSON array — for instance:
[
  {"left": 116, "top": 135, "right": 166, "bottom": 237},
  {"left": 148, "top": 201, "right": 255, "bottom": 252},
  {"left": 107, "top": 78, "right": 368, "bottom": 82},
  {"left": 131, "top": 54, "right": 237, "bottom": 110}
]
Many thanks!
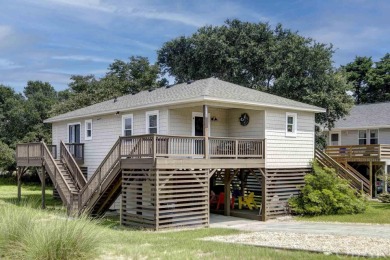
[
  {"left": 323, "top": 102, "right": 390, "bottom": 197},
  {"left": 325, "top": 102, "right": 390, "bottom": 147},
  {"left": 16, "top": 77, "right": 325, "bottom": 230}
]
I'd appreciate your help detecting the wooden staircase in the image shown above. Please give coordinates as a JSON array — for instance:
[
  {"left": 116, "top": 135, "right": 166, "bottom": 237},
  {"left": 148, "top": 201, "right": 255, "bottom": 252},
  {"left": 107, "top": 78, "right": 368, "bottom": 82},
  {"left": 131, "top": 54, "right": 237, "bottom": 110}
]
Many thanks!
[
  {"left": 315, "top": 149, "right": 370, "bottom": 195},
  {"left": 35, "top": 139, "right": 122, "bottom": 216}
]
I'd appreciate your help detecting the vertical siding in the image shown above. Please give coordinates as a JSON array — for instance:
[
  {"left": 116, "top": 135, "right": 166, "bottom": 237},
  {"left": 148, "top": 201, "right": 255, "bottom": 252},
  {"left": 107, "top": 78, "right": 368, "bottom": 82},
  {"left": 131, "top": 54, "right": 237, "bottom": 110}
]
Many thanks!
[
  {"left": 228, "top": 109, "right": 265, "bottom": 138},
  {"left": 265, "top": 108, "right": 315, "bottom": 168}
]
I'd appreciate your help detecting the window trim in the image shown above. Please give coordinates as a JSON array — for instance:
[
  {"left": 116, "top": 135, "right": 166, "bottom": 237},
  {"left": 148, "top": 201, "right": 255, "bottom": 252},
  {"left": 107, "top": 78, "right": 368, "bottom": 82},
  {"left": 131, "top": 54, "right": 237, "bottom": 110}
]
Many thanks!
[
  {"left": 122, "top": 114, "right": 133, "bottom": 136},
  {"left": 285, "top": 112, "right": 297, "bottom": 137},
  {"left": 329, "top": 131, "right": 341, "bottom": 146},
  {"left": 67, "top": 122, "right": 81, "bottom": 143},
  {"left": 369, "top": 129, "right": 379, "bottom": 145},
  {"left": 358, "top": 129, "right": 367, "bottom": 145},
  {"left": 145, "top": 110, "right": 159, "bottom": 134},
  {"left": 84, "top": 119, "right": 93, "bottom": 141}
]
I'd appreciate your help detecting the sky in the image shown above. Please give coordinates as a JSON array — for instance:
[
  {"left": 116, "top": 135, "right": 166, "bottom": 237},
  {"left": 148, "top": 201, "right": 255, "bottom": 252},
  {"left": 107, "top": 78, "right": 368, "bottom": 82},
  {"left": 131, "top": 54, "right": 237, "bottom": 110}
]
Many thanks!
[{"left": 0, "top": 0, "right": 389, "bottom": 92}]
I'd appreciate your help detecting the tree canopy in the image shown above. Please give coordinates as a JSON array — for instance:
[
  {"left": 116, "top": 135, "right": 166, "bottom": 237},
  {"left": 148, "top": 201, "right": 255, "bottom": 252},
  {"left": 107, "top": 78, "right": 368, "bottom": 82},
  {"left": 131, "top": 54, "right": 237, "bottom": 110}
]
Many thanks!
[
  {"left": 158, "top": 19, "right": 354, "bottom": 128},
  {"left": 343, "top": 53, "right": 390, "bottom": 104},
  {"left": 52, "top": 56, "right": 167, "bottom": 115}
]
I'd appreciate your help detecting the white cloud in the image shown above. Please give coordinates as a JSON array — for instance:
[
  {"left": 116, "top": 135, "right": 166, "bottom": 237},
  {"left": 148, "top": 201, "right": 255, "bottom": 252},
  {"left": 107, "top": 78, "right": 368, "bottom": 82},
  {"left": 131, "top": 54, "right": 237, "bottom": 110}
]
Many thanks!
[
  {"left": 0, "top": 58, "right": 22, "bottom": 69},
  {"left": 0, "top": 25, "right": 12, "bottom": 40},
  {"left": 51, "top": 55, "right": 112, "bottom": 63}
]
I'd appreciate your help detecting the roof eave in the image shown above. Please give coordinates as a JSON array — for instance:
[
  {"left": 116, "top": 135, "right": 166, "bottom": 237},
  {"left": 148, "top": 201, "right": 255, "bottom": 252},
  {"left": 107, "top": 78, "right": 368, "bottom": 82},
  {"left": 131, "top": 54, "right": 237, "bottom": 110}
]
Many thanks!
[{"left": 44, "top": 96, "right": 325, "bottom": 123}]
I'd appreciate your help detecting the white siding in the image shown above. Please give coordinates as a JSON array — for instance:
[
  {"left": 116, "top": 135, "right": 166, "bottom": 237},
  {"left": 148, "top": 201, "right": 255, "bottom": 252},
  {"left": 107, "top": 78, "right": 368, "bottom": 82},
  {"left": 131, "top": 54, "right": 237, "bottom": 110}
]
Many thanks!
[
  {"left": 168, "top": 107, "right": 228, "bottom": 137},
  {"left": 379, "top": 129, "right": 390, "bottom": 144},
  {"left": 51, "top": 107, "right": 169, "bottom": 178},
  {"left": 228, "top": 109, "right": 265, "bottom": 138},
  {"left": 326, "top": 128, "right": 390, "bottom": 146},
  {"left": 341, "top": 130, "right": 358, "bottom": 145},
  {"left": 265, "top": 108, "right": 315, "bottom": 169}
]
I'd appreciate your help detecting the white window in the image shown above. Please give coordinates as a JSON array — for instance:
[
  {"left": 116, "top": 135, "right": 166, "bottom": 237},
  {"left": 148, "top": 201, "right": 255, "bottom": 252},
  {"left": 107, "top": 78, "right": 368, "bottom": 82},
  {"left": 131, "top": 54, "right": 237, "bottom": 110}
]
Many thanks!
[
  {"left": 122, "top": 114, "right": 133, "bottom": 136},
  {"left": 330, "top": 133, "right": 340, "bottom": 146},
  {"left": 146, "top": 110, "right": 159, "bottom": 134},
  {"left": 85, "top": 119, "right": 92, "bottom": 140},
  {"left": 286, "top": 112, "right": 297, "bottom": 137},
  {"left": 358, "top": 130, "right": 367, "bottom": 145},
  {"left": 370, "top": 129, "right": 378, "bottom": 144}
]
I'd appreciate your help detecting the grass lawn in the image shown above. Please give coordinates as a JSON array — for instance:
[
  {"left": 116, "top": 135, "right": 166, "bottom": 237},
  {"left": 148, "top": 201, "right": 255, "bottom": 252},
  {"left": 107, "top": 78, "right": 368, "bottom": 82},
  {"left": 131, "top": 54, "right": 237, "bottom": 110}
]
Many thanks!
[
  {"left": 296, "top": 201, "right": 390, "bottom": 224},
  {"left": 0, "top": 178, "right": 373, "bottom": 259}
]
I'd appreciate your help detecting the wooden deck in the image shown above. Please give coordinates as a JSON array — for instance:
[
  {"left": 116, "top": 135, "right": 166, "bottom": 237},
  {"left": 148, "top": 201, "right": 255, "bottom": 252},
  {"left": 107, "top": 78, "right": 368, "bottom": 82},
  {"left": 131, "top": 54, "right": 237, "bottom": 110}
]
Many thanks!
[{"left": 325, "top": 144, "right": 390, "bottom": 162}]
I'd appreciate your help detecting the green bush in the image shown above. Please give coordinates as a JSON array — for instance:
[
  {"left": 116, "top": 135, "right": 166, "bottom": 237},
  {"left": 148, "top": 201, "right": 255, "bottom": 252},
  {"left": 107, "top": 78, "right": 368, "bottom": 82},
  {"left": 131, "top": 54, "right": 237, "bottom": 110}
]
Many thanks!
[
  {"left": 288, "top": 161, "right": 367, "bottom": 216},
  {"left": 0, "top": 202, "right": 102, "bottom": 260},
  {"left": 378, "top": 193, "right": 390, "bottom": 203}
]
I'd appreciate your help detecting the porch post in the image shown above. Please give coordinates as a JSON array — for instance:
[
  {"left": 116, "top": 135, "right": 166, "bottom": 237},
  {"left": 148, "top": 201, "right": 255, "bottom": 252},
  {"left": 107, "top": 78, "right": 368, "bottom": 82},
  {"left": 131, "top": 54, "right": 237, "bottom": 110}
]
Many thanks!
[
  {"left": 17, "top": 167, "right": 22, "bottom": 202},
  {"left": 369, "top": 161, "right": 373, "bottom": 198},
  {"left": 203, "top": 104, "right": 209, "bottom": 159}
]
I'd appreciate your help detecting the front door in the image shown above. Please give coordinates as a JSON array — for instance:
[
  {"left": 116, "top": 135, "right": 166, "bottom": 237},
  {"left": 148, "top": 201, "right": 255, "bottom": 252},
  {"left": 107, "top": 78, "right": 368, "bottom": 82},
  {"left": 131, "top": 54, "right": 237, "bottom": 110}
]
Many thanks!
[
  {"left": 193, "top": 116, "right": 204, "bottom": 155},
  {"left": 69, "top": 124, "right": 81, "bottom": 157}
]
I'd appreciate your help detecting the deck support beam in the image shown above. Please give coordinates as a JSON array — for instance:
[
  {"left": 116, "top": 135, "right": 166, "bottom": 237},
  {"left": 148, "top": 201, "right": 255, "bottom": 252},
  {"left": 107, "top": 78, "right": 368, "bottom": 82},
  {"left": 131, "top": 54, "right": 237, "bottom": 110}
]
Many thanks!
[
  {"left": 17, "top": 167, "right": 27, "bottom": 202},
  {"left": 369, "top": 161, "right": 373, "bottom": 197},
  {"left": 38, "top": 166, "right": 46, "bottom": 209},
  {"left": 261, "top": 172, "right": 267, "bottom": 221},
  {"left": 224, "top": 169, "right": 231, "bottom": 216},
  {"left": 385, "top": 163, "right": 388, "bottom": 194}
]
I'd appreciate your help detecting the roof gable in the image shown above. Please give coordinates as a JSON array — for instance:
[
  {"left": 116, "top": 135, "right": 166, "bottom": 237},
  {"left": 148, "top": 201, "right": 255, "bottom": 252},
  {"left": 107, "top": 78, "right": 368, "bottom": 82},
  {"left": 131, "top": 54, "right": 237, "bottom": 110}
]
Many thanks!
[{"left": 332, "top": 102, "right": 390, "bottom": 129}]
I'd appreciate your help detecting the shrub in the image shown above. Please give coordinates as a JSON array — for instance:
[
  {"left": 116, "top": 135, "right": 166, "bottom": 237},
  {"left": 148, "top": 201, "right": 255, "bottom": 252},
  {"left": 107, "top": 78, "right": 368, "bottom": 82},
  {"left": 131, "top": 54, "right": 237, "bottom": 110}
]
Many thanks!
[
  {"left": 288, "top": 161, "right": 367, "bottom": 216},
  {"left": 0, "top": 202, "right": 103, "bottom": 260},
  {"left": 378, "top": 193, "right": 390, "bottom": 203}
]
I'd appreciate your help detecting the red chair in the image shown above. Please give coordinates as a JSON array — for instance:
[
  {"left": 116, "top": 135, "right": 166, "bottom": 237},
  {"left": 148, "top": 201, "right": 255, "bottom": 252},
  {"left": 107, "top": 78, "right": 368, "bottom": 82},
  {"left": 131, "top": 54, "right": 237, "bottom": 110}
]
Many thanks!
[{"left": 216, "top": 192, "right": 235, "bottom": 210}]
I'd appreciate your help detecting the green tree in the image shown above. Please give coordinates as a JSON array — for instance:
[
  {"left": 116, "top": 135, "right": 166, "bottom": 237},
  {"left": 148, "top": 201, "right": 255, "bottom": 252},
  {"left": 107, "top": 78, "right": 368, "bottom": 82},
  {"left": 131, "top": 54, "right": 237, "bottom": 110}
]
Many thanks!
[
  {"left": 52, "top": 56, "right": 167, "bottom": 115},
  {"left": 0, "top": 85, "right": 26, "bottom": 146},
  {"left": 366, "top": 53, "right": 390, "bottom": 103},
  {"left": 343, "top": 56, "right": 373, "bottom": 104},
  {"left": 158, "top": 19, "right": 353, "bottom": 129},
  {"left": 0, "top": 141, "right": 15, "bottom": 173}
]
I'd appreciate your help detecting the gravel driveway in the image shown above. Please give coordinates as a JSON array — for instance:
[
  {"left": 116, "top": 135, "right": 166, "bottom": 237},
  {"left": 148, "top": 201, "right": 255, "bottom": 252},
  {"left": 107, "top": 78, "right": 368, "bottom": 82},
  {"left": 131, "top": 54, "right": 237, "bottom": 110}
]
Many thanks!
[{"left": 208, "top": 214, "right": 390, "bottom": 257}]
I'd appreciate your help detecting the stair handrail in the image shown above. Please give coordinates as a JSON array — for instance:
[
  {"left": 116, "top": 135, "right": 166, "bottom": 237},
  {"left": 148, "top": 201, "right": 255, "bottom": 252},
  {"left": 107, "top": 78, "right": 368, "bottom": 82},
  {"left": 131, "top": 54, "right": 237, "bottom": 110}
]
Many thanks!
[
  {"left": 41, "top": 142, "right": 77, "bottom": 206},
  {"left": 79, "top": 138, "right": 121, "bottom": 210},
  {"left": 343, "top": 163, "right": 370, "bottom": 187},
  {"left": 60, "top": 140, "right": 87, "bottom": 189},
  {"left": 315, "top": 149, "right": 365, "bottom": 193}
]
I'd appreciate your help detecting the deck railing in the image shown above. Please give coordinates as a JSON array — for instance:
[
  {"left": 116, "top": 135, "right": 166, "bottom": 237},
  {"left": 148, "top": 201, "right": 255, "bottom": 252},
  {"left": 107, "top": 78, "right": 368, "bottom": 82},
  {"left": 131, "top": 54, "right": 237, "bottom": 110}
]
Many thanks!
[
  {"left": 65, "top": 143, "right": 84, "bottom": 163},
  {"left": 16, "top": 143, "right": 57, "bottom": 163},
  {"left": 325, "top": 144, "right": 390, "bottom": 161},
  {"left": 120, "top": 134, "right": 265, "bottom": 159},
  {"left": 60, "top": 141, "right": 87, "bottom": 189}
]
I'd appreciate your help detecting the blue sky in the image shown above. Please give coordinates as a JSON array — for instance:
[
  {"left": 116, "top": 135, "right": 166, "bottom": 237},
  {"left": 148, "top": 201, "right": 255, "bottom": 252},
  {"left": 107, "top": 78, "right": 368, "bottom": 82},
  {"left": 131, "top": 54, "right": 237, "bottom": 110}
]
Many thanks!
[{"left": 0, "top": 0, "right": 389, "bottom": 92}]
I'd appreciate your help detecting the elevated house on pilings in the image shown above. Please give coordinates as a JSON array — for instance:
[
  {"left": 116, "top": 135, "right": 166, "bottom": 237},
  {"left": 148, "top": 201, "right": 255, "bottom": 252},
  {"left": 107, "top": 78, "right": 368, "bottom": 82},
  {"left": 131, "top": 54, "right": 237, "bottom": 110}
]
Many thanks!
[
  {"left": 16, "top": 77, "right": 325, "bottom": 230},
  {"left": 322, "top": 102, "right": 390, "bottom": 198}
]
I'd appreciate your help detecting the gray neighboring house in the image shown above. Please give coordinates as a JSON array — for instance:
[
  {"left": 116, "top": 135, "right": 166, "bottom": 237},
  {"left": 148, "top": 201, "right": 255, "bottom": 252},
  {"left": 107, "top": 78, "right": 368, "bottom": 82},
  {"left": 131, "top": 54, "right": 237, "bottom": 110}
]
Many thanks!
[
  {"left": 324, "top": 102, "right": 390, "bottom": 196},
  {"left": 325, "top": 102, "right": 390, "bottom": 146}
]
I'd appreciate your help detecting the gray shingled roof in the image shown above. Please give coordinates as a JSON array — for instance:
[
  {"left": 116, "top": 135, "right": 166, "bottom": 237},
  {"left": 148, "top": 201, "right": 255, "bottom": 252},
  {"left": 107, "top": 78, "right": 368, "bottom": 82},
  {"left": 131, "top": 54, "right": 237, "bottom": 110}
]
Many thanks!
[
  {"left": 45, "top": 77, "right": 325, "bottom": 123},
  {"left": 333, "top": 102, "right": 390, "bottom": 129}
]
